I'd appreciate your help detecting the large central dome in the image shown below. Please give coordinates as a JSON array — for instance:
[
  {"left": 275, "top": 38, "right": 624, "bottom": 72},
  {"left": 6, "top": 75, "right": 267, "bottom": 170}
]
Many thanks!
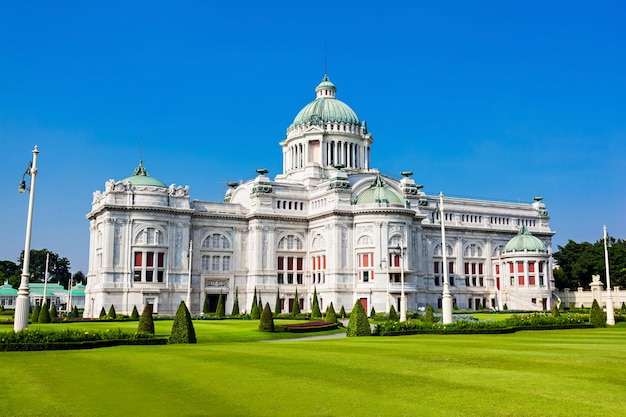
[{"left": 289, "top": 75, "right": 360, "bottom": 129}]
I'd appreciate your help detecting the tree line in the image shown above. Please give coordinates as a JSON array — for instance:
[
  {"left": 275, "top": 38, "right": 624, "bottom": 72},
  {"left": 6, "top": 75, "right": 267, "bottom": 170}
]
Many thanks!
[
  {"left": 0, "top": 249, "right": 84, "bottom": 289},
  {"left": 553, "top": 237, "right": 626, "bottom": 290}
]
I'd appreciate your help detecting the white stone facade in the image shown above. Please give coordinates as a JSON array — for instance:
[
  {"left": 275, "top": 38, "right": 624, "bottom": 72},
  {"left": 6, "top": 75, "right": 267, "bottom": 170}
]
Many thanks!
[{"left": 84, "top": 76, "right": 556, "bottom": 317}]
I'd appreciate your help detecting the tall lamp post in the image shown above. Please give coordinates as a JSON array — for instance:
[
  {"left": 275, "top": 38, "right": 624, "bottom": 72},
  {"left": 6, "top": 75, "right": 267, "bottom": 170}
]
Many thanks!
[
  {"left": 380, "top": 257, "right": 389, "bottom": 314},
  {"left": 14, "top": 146, "right": 40, "bottom": 332},
  {"left": 392, "top": 240, "right": 407, "bottom": 322},
  {"left": 186, "top": 240, "right": 193, "bottom": 312},
  {"left": 440, "top": 192, "right": 453, "bottom": 324},
  {"left": 603, "top": 225, "right": 615, "bottom": 326}
]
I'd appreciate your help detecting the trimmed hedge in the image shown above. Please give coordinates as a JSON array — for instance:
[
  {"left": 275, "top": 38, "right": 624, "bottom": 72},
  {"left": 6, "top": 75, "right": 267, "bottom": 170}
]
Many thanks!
[
  {"left": 138, "top": 303, "right": 155, "bottom": 334},
  {"left": 281, "top": 321, "right": 337, "bottom": 333},
  {"left": 258, "top": 303, "right": 274, "bottom": 332},
  {"left": 169, "top": 301, "right": 197, "bottom": 344},
  {"left": 347, "top": 299, "right": 371, "bottom": 337}
]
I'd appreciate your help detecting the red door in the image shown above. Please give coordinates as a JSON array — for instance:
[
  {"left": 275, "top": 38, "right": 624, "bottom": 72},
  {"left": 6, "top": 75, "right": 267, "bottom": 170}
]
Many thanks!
[{"left": 360, "top": 298, "right": 368, "bottom": 313}]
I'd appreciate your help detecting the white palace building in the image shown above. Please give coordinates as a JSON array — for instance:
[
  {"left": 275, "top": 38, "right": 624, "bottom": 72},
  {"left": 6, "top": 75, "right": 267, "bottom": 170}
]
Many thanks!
[{"left": 84, "top": 75, "right": 556, "bottom": 317}]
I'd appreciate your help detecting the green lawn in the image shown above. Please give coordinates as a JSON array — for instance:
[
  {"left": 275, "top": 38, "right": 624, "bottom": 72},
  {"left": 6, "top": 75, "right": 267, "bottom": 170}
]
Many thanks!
[{"left": 2, "top": 320, "right": 626, "bottom": 417}]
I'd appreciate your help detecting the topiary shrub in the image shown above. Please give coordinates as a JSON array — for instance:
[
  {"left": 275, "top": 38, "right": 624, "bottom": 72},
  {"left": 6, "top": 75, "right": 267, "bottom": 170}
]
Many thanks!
[
  {"left": 339, "top": 305, "right": 346, "bottom": 319},
  {"left": 503, "top": 304, "right": 508, "bottom": 311},
  {"left": 424, "top": 304, "right": 435, "bottom": 324},
  {"left": 99, "top": 307, "right": 106, "bottom": 318},
  {"left": 138, "top": 303, "right": 155, "bottom": 334},
  {"left": 258, "top": 302, "right": 274, "bottom": 332},
  {"left": 347, "top": 299, "right": 370, "bottom": 337},
  {"left": 311, "top": 287, "right": 321, "bottom": 319},
  {"left": 551, "top": 303, "right": 560, "bottom": 317},
  {"left": 621, "top": 302, "right": 626, "bottom": 311},
  {"left": 250, "top": 287, "right": 258, "bottom": 313},
  {"left": 216, "top": 290, "right": 225, "bottom": 318},
  {"left": 590, "top": 299, "right": 606, "bottom": 328},
  {"left": 203, "top": 294, "right": 210, "bottom": 315},
  {"left": 169, "top": 301, "right": 196, "bottom": 344},
  {"left": 49, "top": 304, "right": 57, "bottom": 320},
  {"left": 31, "top": 303, "right": 41, "bottom": 323},
  {"left": 250, "top": 303, "right": 260, "bottom": 320},
  {"left": 325, "top": 302, "right": 337, "bottom": 324},
  {"left": 71, "top": 306, "right": 79, "bottom": 318},
  {"left": 370, "top": 306, "right": 376, "bottom": 318},
  {"left": 108, "top": 305, "right": 116, "bottom": 319},
  {"left": 388, "top": 305, "right": 399, "bottom": 322},
  {"left": 258, "top": 294, "right": 263, "bottom": 312},
  {"left": 38, "top": 303, "right": 51, "bottom": 323},
  {"left": 292, "top": 288, "right": 301, "bottom": 315},
  {"left": 274, "top": 289, "right": 281, "bottom": 316},
  {"left": 130, "top": 305, "right": 140, "bottom": 320},
  {"left": 231, "top": 287, "right": 240, "bottom": 316},
  {"left": 476, "top": 301, "right": 483, "bottom": 310}
]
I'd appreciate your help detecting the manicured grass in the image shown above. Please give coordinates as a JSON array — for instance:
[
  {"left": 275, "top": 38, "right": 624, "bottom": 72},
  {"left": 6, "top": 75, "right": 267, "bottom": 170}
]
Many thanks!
[{"left": 2, "top": 321, "right": 626, "bottom": 416}]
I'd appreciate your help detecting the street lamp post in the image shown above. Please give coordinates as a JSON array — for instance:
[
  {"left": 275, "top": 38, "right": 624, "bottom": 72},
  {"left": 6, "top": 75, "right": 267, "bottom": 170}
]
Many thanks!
[
  {"left": 440, "top": 192, "right": 453, "bottom": 324},
  {"left": 186, "top": 240, "right": 193, "bottom": 312},
  {"left": 603, "top": 225, "right": 615, "bottom": 326},
  {"left": 14, "top": 146, "right": 40, "bottom": 332},
  {"left": 392, "top": 240, "right": 407, "bottom": 322},
  {"left": 380, "top": 257, "right": 389, "bottom": 314}
]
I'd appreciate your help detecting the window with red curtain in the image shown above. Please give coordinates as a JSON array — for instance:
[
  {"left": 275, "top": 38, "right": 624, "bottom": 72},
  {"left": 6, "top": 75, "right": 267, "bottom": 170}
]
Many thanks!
[
  {"left": 517, "top": 262, "right": 524, "bottom": 273},
  {"left": 147, "top": 252, "right": 154, "bottom": 267},
  {"left": 518, "top": 276, "right": 525, "bottom": 285},
  {"left": 434, "top": 262, "right": 439, "bottom": 274},
  {"left": 509, "top": 263, "right": 514, "bottom": 274},
  {"left": 134, "top": 252, "right": 142, "bottom": 267},
  {"left": 529, "top": 263, "right": 535, "bottom": 273},
  {"left": 158, "top": 252, "right": 164, "bottom": 267}
]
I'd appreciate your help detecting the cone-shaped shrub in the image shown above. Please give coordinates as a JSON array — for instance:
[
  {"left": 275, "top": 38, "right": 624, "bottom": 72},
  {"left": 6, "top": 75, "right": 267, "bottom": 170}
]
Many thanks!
[
  {"left": 503, "top": 304, "right": 508, "bottom": 311},
  {"left": 251, "top": 287, "right": 258, "bottom": 313},
  {"left": 590, "top": 299, "right": 606, "bottom": 328},
  {"left": 476, "top": 301, "right": 483, "bottom": 310},
  {"left": 231, "top": 287, "right": 240, "bottom": 315},
  {"left": 311, "top": 287, "right": 321, "bottom": 318},
  {"left": 258, "top": 302, "right": 274, "bottom": 332},
  {"left": 424, "top": 304, "right": 435, "bottom": 323},
  {"left": 370, "top": 306, "right": 376, "bottom": 318},
  {"left": 130, "top": 305, "right": 140, "bottom": 319},
  {"left": 325, "top": 302, "right": 337, "bottom": 324},
  {"left": 250, "top": 303, "right": 260, "bottom": 319},
  {"left": 621, "top": 302, "right": 626, "bottom": 311},
  {"left": 31, "top": 303, "right": 41, "bottom": 322},
  {"left": 38, "top": 303, "right": 51, "bottom": 323},
  {"left": 49, "top": 303, "right": 57, "bottom": 320},
  {"left": 347, "top": 299, "right": 370, "bottom": 337},
  {"left": 169, "top": 301, "right": 197, "bottom": 344},
  {"left": 216, "top": 290, "right": 225, "bottom": 318},
  {"left": 551, "top": 303, "right": 560, "bottom": 317},
  {"left": 258, "top": 294, "right": 263, "bottom": 312},
  {"left": 388, "top": 305, "right": 399, "bottom": 322},
  {"left": 138, "top": 303, "right": 155, "bottom": 334},
  {"left": 71, "top": 305, "right": 79, "bottom": 318},
  {"left": 108, "top": 305, "right": 116, "bottom": 319},
  {"left": 274, "top": 289, "right": 281, "bottom": 316},
  {"left": 203, "top": 294, "right": 210, "bottom": 314},
  {"left": 339, "top": 305, "right": 346, "bottom": 319},
  {"left": 99, "top": 307, "right": 106, "bottom": 318},
  {"left": 292, "top": 288, "right": 301, "bottom": 315}
]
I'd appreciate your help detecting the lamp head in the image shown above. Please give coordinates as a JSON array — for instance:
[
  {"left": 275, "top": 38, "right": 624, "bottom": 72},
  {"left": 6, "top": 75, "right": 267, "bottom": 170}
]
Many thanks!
[{"left": 18, "top": 180, "right": 26, "bottom": 194}]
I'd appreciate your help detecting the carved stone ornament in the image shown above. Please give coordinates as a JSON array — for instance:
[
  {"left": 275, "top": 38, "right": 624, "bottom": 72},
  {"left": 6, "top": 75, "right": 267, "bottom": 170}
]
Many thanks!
[{"left": 206, "top": 279, "right": 229, "bottom": 288}]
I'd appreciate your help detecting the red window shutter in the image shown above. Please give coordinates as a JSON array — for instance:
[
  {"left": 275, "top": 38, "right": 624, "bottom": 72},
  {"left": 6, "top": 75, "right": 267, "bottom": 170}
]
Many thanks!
[
  {"left": 323, "top": 255, "right": 326, "bottom": 269},
  {"left": 449, "top": 262, "right": 454, "bottom": 274},
  {"left": 287, "top": 257, "right": 293, "bottom": 270},
  {"left": 434, "top": 262, "right": 439, "bottom": 274},
  {"left": 158, "top": 252, "right": 164, "bottom": 267},
  {"left": 134, "top": 252, "right": 142, "bottom": 267},
  {"left": 517, "top": 262, "right": 524, "bottom": 273},
  {"left": 529, "top": 263, "right": 535, "bottom": 273},
  {"left": 471, "top": 263, "right": 476, "bottom": 275},
  {"left": 278, "top": 257, "right": 284, "bottom": 270},
  {"left": 509, "top": 263, "right": 514, "bottom": 274},
  {"left": 147, "top": 252, "right": 154, "bottom": 267},
  {"left": 464, "top": 263, "right": 469, "bottom": 275},
  {"left": 539, "top": 262, "right": 544, "bottom": 273},
  {"left": 495, "top": 264, "right": 499, "bottom": 275},
  {"left": 371, "top": 271, "right": 374, "bottom": 280},
  {"left": 529, "top": 276, "right": 536, "bottom": 285},
  {"left": 363, "top": 254, "right": 369, "bottom": 268},
  {"left": 518, "top": 276, "right": 525, "bottom": 286},
  {"left": 297, "top": 257, "right": 303, "bottom": 271}
]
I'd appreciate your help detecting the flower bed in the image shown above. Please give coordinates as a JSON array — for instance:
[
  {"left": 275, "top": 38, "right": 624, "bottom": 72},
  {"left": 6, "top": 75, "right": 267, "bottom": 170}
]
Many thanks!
[{"left": 280, "top": 321, "right": 338, "bottom": 333}]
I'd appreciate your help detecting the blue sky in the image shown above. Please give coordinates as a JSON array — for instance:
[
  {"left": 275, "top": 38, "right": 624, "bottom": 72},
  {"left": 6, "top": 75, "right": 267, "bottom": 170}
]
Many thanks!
[{"left": 1, "top": 1, "right": 624, "bottom": 274}]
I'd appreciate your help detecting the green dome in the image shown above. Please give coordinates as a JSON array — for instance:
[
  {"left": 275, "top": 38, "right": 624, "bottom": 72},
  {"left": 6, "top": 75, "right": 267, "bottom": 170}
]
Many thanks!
[
  {"left": 289, "top": 75, "right": 360, "bottom": 128},
  {"left": 122, "top": 161, "right": 167, "bottom": 188},
  {"left": 504, "top": 226, "right": 547, "bottom": 253},
  {"left": 356, "top": 174, "right": 404, "bottom": 205}
]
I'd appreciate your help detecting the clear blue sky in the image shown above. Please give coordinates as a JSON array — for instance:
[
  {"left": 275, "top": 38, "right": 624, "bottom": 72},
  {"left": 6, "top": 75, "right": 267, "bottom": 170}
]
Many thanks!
[{"left": 1, "top": 1, "right": 624, "bottom": 274}]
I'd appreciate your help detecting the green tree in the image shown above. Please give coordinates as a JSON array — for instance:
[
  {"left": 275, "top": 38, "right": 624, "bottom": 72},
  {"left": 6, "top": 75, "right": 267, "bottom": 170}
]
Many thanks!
[
  {"left": 49, "top": 303, "right": 57, "bottom": 319},
  {"left": 0, "top": 260, "right": 20, "bottom": 288},
  {"left": 388, "top": 305, "right": 399, "bottom": 322},
  {"left": 311, "top": 287, "right": 321, "bottom": 318},
  {"left": 347, "top": 299, "right": 370, "bottom": 337},
  {"left": 339, "top": 305, "right": 346, "bottom": 319},
  {"left": 72, "top": 271, "right": 86, "bottom": 285},
  {"left": 216, "top": 290, "right": 225, "bottom": 318},
  {"left": 250, "top": 287, "right": 257, "bottom": 313},
  {"left": 138, "top": 303, "right": 155, "bottom": 334},
  {"left": 274, "top": 289, "right": 281, "bottom": 316},
  {"left": 203, "top": 294, "right": 210, "bottom": 314},
  {"left": 292, "top": 288, "right": 301, "bottom": 315},
  {"left": 324, "top": 302, "right": 337, "bottom": 324},
  {"left": 38, "top": 303, "right": 51, "bottom": 323},
  {"left": 130, "top": 305, "right": 140, "bottom": 319},
  {"left": 551, "top": 303, "right": 560, "bottom": 317},
  {"left": 589, "top": 299, "right": 606, "bottom": 328},
  {"left": 258, "top": 294, "right": 263, "bottom": 312},
  {"left": 250, "top": 303, "right": 260, "bottom": 319},
  {"left": 108, "top": 304, "right": 117, "bottom": 319},
  {"left": 258, "top": 302, "right": 274, "bottom": 332},
  {"left": 369, "top": 305, "right": 376, "bottom": 317},
  {"left": 31, "top": 303, "right": 41, "bottom": 322},
  {"left": 169, "top": 301, "right": 197, "bottom": 344},
  {"left": 99, "top": 307, "right": 106, "bottom": 318},
  {"left": 17, "top": 249, "right": 71, "bottom": 288},
  {"left": 71, "top": 305, "right": 79, "bottom": 318},
  {"left": 424, "top": 304, "right": 435, "bottom": 323},
  {"left": 231, "top": 287, "right": 240, "bottom": 316}
]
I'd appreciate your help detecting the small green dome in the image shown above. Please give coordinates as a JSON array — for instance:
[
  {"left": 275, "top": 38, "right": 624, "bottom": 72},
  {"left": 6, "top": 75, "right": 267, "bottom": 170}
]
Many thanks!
[
  {"left": 122, "top": 161, "right": 167, "bottom": 188},
  {"left": 289, "top": 75, "right": 360, "bottom": 128},
  {"left": 356, "top": 174, "right": 404, "bottom": 206},
  {"left": 504, "top": 226, "right": 547, "bottom": 253}
]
